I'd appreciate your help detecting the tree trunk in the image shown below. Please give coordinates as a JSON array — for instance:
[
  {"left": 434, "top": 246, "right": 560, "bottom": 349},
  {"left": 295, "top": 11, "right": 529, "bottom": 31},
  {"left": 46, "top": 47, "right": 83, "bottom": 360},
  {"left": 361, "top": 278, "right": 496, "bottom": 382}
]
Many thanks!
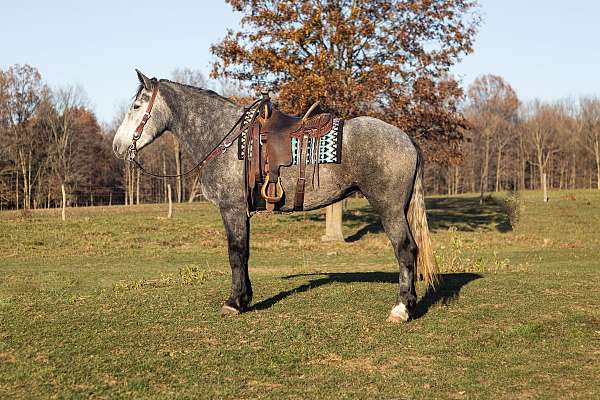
[
  {"left": 570, "top": 153, "right": 575, "bottom": 189},
  {"left": 495, "top": 147, "right": 502, "bottom": 192},
  {"left": 16, "top": 170, "right": 19, "bottom": 210},
  {"left": 162, "top": 153, "right": 168, "bottom": 203},
  {"left": 23, "top": 167, "right": 28, "bottom": 209},
  {"left": 549, "top": 154, "right": 554, "bottom": 190},
  {"left": 471, "top": 162, "right": 477, "bottom": 193},
  {"left": 559, "top": 163, "right": 565, "bottom": 190},
  {"left": 480, "top": 134, "right": 490, "bottom": 203},
  {"left": 520, "top": 157, "right": 526, "bottom": 191},
  {"left": 455, "top": 165, "right": 460, "bottom": 194},
  {"left": 595, "top": 141, "right": 600, "bottom": 189},
  {"left": 124, "top": 164, "right": 128, "bottom": 205},
  {"left": 129, "top": 167, "right": 135, "bottom": 205},
  {"left": 174, "top": 139, "right": 183, "bottom": 202},
  {"left": 322, "top": 202, "right": 344, "bottom": 242},
  {"left": 136, "top": 168, "right": 141, "bottom": 205},
  {"left": 188, "top": 172, "right": 202, "bottom": 203},
  {"left": 27, "top": 156, "right": 32, "bottom": 209}
]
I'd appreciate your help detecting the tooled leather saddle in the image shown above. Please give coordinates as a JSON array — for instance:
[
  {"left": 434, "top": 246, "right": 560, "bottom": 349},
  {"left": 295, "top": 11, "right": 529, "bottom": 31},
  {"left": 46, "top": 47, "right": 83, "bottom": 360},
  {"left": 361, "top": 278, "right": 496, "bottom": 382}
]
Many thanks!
[{"left": 243, "top": 93, "right": 334, "bottom": 212}]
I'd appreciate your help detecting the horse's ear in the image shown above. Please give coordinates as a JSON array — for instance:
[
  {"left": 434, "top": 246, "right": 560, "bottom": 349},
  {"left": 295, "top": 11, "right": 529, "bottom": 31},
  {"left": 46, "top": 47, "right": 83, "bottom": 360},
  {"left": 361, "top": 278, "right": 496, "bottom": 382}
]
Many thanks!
[{"left": 136, "top": 69, "right": 153, "bottom": 90}]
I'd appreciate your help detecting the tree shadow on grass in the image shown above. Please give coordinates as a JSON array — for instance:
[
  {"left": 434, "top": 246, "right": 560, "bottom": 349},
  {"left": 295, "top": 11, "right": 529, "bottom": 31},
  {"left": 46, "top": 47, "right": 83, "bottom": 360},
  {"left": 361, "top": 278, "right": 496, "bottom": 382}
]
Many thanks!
[
  {"left": 250, "top": 272, "right": 482, "bottom": 320},
  {"left": 426, "top": 196, "right": 512, "bottom": 233},
  {"left": 317, "top": 195, "right": 514, "bottom": 242}
]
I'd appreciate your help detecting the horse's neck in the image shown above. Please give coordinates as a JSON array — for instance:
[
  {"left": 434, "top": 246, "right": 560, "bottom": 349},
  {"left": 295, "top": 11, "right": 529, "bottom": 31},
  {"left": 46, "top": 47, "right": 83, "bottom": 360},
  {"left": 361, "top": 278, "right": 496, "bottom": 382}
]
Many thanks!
[{"left": 164, "top": 85, "right": 242, "bottom": 162}]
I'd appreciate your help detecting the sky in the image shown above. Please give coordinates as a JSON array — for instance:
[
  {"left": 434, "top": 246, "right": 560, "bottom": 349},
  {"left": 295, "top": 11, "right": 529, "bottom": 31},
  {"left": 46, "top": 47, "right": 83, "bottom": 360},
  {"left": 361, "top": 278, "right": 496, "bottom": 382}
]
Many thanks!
[{"left": 2, "top": 0, "right": 599, "bottom": 124}]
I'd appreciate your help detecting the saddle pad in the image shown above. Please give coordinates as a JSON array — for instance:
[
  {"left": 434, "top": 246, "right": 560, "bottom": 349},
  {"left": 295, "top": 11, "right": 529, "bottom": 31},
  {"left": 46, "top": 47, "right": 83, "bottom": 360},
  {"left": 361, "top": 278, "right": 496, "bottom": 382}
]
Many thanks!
[
  {"left": 238, "top": 115, "right": 344, "bottom": 165},
  {"left": 291, "top": 118, "right": 343, "bottom": 165}
]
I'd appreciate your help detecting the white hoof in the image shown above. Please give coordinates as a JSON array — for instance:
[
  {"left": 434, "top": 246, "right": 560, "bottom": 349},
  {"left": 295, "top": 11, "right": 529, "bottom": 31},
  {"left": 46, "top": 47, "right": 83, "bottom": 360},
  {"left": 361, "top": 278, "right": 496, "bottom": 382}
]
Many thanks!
[
  {"left": 220, "top": 304, "right": 240, "bottom": 316},
  {"left": 387, "top": 303, "right": 410, "bottom": 323}
]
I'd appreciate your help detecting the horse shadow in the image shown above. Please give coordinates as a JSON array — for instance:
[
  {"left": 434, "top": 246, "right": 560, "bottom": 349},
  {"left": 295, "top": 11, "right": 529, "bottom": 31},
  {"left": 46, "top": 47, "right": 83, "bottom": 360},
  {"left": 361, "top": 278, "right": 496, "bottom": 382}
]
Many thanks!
[{"left": 250, "top": 272, "right": 481, "bottom": 320}]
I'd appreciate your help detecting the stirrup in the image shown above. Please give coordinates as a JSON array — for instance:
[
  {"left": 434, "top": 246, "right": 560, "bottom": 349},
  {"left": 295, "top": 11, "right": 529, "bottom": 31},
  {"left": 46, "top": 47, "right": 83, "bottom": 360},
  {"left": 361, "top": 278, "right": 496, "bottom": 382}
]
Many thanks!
[{"left": 260, "top": 175, "right": 284, "bottom": 203}]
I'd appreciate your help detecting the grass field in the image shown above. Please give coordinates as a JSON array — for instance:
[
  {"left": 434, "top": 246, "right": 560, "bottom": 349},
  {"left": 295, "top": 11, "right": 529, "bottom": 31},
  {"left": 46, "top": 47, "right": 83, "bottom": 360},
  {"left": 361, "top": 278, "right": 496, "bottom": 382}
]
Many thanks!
[{"left": 1, "top": 190, "right": 599, "bottom": 399}]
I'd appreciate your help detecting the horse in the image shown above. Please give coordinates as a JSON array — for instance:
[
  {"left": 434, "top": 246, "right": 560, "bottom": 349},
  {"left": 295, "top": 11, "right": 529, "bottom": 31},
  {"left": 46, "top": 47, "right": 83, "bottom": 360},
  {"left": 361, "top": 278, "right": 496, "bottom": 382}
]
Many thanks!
[{"left": 112, "top": 70, "right": 437, "bottom": 323}]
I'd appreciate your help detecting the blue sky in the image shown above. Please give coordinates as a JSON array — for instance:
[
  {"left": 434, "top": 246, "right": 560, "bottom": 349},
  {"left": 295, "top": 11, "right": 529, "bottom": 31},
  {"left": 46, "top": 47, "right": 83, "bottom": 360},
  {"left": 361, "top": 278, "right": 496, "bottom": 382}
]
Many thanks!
[{"left": 2, "top": 0, "right": 599, "bottom": 123}]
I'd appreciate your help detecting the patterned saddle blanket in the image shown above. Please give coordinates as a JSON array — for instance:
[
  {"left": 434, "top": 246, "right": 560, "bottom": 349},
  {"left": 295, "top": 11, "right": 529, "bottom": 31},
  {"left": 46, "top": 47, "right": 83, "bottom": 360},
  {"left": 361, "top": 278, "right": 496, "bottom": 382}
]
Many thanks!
[{"left": 238, "top": 115, "right": 343, "bottom": 165}]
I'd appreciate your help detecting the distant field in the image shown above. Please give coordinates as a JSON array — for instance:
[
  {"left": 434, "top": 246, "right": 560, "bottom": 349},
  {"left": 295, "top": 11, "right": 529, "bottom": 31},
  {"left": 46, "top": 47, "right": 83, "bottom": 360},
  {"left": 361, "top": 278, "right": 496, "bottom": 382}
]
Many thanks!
[{"left": 1, "top": 190, "right": 599, "bottom": 399}]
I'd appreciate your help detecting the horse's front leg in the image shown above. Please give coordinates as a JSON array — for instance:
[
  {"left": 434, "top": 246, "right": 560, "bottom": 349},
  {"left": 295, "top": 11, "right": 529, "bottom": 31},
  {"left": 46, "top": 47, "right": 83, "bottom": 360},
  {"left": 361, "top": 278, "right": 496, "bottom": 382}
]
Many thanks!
[{"left": 219, "top": 206, "right": 252, "bottom": 315}]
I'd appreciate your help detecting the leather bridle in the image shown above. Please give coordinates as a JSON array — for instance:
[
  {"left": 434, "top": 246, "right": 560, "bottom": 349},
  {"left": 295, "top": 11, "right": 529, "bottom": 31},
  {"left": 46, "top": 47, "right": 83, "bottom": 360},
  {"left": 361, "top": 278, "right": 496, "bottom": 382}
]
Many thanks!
[
  {"left": 127, "top": 82, "right": 160, "bottom": 162},
  {"left": 126, "top": 85, "right": 265, "bottom": 179}
]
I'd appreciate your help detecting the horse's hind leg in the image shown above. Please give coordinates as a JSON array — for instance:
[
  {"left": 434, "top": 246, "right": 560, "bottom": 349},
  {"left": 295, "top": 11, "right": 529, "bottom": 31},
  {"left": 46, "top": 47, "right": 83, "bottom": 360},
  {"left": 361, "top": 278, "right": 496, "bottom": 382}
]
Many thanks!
[
  {"left": 364, "top": 195, "right": 417, "bottom": 322},
  {"left": 380, "top": 211, "right": 417, "bottom": 322},
  {"left": 219, "top": 206, "right": 252, "bottom": 315}
]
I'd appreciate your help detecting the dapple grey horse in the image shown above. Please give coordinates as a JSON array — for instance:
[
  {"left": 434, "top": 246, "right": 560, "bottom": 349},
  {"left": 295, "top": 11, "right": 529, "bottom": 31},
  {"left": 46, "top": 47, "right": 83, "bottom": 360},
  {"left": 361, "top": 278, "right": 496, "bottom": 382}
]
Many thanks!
[{"left": 112, "top": 70, "right": 437, "bottom": 323}]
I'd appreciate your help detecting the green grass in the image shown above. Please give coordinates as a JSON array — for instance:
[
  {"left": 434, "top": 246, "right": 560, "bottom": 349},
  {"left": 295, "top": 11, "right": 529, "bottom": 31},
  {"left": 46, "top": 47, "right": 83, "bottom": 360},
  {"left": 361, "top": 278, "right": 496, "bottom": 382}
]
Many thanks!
[{"left": 1, "top": 190, "right": 599, "bottom": 399}]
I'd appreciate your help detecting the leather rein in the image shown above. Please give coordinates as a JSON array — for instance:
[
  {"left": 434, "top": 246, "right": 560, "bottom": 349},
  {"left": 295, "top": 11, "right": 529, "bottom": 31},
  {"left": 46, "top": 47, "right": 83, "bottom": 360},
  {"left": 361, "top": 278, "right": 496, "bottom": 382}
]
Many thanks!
[{"left": 127, "top": 83, "right": 262, "bottom": 179}]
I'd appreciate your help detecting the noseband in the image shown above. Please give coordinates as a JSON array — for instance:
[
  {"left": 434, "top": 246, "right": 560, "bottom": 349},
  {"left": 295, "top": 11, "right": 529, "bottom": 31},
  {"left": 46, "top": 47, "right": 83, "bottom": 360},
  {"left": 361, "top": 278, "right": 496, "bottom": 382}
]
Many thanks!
[{"left": 127, "top": 83, "right": 160, "bottom": 162}]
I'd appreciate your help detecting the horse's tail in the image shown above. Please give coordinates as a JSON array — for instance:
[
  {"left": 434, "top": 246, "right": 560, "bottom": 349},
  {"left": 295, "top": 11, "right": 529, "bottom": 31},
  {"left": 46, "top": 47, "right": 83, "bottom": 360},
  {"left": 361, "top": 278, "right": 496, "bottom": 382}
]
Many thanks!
[{"left": 407, "top": 145, "right": 438, "bottom": 289}]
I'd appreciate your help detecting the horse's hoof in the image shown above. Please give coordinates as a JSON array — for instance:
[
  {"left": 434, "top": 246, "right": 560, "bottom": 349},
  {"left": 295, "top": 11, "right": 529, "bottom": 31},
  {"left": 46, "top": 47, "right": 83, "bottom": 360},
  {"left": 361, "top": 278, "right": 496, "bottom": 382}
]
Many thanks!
[
  {"left": 220, "top": 304, "right": 241, "bottom": 316},
  {"left": 387, "top": 304, "right": 410, "bottom": 323}
]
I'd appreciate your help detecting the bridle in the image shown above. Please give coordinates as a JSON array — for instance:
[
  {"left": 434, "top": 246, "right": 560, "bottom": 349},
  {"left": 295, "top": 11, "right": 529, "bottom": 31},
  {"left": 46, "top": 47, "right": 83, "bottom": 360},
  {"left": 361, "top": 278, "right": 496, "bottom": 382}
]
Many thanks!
[
  {"left": 126, "top": 82, "right": 264, "bottom": 179},
  {"left": 127, "top": 83, "right": 160, "bottom": 163}
]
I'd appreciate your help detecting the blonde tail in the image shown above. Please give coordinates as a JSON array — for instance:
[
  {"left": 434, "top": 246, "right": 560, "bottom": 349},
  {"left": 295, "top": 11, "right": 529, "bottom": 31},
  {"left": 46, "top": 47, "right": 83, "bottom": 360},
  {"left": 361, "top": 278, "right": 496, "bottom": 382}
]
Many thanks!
[{"left": 407, "top": 148, "right": 438, "bottom": 289}]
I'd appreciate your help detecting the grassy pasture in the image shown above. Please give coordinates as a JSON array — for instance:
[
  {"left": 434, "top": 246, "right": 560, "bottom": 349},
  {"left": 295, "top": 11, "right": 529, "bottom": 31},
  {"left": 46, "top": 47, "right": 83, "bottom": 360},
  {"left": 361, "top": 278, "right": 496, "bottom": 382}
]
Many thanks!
[{"left": 1, "top": 190, "right": 599, "bottom": 399}]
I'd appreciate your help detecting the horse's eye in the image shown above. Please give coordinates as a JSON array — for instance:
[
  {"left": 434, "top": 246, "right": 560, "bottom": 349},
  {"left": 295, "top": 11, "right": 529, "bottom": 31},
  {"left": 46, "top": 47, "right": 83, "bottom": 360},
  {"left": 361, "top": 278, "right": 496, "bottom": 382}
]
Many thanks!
[{"left": 133, "top": 104, "right": 141, "bottom": 110}]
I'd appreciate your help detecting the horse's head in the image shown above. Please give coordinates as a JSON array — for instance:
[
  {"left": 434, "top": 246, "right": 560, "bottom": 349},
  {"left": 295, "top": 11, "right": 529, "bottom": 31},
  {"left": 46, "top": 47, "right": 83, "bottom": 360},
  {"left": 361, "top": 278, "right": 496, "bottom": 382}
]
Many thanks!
[{"left": 112, "top": 70, "right": 171, "bottom": 159}]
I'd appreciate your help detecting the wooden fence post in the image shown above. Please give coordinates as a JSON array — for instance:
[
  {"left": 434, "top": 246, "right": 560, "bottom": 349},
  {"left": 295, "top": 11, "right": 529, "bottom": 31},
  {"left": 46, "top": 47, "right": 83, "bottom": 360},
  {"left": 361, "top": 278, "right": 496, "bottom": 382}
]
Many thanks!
[
  {"left": 61, "top": 184, "right": 66, "bottom": 221},
  {"left": 542, "top": 172, "right": 549, "bottom": 202},
  {"left": 167, "top": 184, "right": 173, "bottom": 219}
]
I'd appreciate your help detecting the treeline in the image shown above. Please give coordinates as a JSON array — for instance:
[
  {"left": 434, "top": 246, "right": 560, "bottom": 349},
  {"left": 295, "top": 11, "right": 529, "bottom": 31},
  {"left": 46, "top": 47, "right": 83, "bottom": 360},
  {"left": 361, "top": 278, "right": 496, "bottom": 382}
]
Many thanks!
[
  {"left": 1, "top": 66, "right": 599, "bottom": 211},
  {"left": 0, "top": 64, "right": 122, "bottom": 210},
  {"left": 0, "top": 64, "right": 242, "bottom": 210},
  {"left": 425, "top": 74, "right": 600, "bottom": 197}
]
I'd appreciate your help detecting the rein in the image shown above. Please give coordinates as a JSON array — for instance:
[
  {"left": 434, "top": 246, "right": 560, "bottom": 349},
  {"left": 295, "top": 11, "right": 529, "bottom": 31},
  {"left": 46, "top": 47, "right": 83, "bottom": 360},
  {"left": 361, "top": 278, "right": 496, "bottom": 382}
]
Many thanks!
[{"left": 127, "top": 84, "right": 262, "bottom": 179}]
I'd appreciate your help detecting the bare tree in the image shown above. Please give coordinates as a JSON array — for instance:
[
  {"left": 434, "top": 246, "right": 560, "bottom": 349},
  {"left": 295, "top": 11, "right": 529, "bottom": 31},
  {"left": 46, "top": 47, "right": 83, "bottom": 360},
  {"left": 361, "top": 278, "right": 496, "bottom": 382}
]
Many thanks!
[
  {"left": 466, "top": 75, "right": 519, "bottom": 201},
  {"left": 577, "top": 96, "right": 600, "bottom": 189},
  {"left": 0, "top": 65, "right": 47, "bottom": 209},
  {"left": 214, "top": 77, "right": 249, "bottom": 98},
  {"left": 44, "top": 85, "right": 88, "bottom": 197},
  {"left": 171, "top": 68, "right": 208, "bottom": 88},
  {"left": 524, "top": 101, "right": 569, "bottom": 202}
]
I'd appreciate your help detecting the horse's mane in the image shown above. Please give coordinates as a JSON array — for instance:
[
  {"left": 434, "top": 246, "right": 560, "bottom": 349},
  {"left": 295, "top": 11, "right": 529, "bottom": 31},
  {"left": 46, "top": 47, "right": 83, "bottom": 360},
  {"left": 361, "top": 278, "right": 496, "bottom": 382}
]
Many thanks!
[{"left": 132, "top": 78, "right": 236, "bottom": 106}]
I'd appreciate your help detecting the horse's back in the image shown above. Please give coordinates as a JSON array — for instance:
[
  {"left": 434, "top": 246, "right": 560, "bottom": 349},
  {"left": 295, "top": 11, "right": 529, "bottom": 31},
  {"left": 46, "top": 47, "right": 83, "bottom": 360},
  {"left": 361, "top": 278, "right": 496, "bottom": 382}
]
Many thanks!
[{"left": 341, "top": 116, "right": 418, "bottom": 180}]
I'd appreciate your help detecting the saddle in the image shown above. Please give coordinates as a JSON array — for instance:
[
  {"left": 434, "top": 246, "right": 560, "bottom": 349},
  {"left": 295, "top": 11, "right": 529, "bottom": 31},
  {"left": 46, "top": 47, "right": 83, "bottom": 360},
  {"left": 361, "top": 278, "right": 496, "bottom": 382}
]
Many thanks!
[{"left": 244, "top": 93, "right": 334, "bottom": 211}]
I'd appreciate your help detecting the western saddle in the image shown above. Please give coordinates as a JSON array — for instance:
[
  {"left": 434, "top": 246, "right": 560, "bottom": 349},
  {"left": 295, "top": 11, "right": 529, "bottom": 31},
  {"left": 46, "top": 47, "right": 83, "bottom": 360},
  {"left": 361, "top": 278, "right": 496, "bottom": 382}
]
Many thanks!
[{"left": 244, "top": 93, "right": 334, "bottom": 212}]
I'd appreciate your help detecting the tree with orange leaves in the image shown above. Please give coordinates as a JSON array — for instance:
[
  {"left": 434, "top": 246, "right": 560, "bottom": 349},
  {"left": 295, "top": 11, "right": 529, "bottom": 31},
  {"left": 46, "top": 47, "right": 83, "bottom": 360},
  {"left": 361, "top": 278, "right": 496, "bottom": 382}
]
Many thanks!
[{"left": 211, "top": 0, "right": 480, "bottom": 161}]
